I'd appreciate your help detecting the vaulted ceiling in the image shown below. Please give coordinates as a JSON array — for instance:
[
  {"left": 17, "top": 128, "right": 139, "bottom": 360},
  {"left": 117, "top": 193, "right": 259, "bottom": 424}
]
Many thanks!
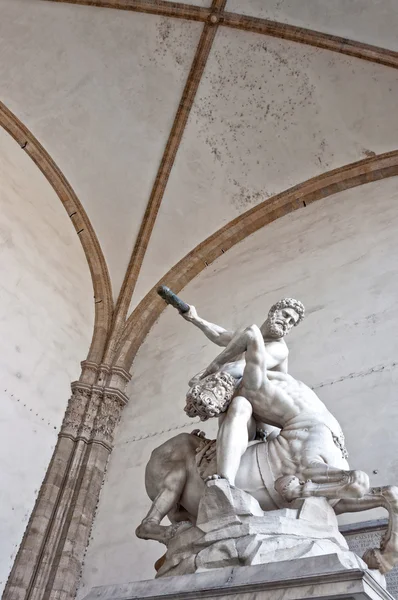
[{"left": 1, "top": 0, "right": 397, "bottom": 366}]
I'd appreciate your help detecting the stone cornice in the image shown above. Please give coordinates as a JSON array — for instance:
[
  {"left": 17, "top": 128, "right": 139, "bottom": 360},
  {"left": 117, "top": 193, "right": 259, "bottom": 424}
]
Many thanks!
[{"left": 93, "top": 385, "right": 128, "bottom": 405}]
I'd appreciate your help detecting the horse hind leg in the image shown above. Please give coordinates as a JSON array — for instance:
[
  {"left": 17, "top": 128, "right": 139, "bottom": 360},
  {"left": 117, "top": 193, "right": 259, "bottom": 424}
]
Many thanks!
[
  {"left": 275, "top": 463, "right": 370, "bottom": 502},
  {"left": 335, "top": 485, "right": 398, "bottom": 574},
  {"left": 136, "top": 469, "right": 187, "bottom": 545}
]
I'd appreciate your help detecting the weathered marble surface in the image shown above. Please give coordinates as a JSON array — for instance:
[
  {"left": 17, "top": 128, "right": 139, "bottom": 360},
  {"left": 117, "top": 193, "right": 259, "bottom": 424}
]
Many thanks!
[
  {"left": 82, "top": 553, "right": 391, "bottom": 600},
  {"left": 137, "top": 288, "right": 398, "bottom": 575}
]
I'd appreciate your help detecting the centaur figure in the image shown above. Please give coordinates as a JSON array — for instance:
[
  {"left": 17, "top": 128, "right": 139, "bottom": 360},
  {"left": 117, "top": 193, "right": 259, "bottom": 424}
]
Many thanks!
[
  {"left": 181, "top": 296, "right": 305, "bottom": 485},
  {"left": 137, "top": 289, "right": 398, "bottom": 575}
]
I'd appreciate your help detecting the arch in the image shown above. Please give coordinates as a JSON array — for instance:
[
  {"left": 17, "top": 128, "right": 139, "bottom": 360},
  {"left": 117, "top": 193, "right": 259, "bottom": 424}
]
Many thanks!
[
  {"left": 0, "top": 101, "right": 113, "bottom": 364},
  {"left": 45, "top": 0, "right": 398, "bottom": 70},
  {"left": 115, "top": 150, "right": 398, "bottom": 370}
]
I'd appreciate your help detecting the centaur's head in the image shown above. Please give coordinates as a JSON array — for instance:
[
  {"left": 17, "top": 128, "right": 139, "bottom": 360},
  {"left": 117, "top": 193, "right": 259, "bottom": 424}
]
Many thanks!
[
  {"left": 185, "top": 372, "right": 238, "bottom": 421},
  {"left": 262, "top": 298, "right": 305, "bottom": 339}
]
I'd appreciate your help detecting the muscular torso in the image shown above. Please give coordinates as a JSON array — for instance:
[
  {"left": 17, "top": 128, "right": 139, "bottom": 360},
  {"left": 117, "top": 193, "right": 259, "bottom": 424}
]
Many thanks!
[
  {"left": 220, "top": 337, "right": 289, "bottom": 380},
  {"left": 240, "top": 370, "right": 342, "bottom": 436}
]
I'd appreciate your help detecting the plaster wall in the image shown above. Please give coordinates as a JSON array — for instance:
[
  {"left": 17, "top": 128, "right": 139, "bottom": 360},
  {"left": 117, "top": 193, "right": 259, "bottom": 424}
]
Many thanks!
[
  {"left": 0, "top": 129, "right": 94, "bottom": 592},
  {"left": 130, "top": 28, "right": 398, "bottom": 310},
  {"left": 226, "top": 0, "right": 398, "bottom": 52},
  {"left": 79, "top": 175, "right": 398, "bottom": 596},
  {"left": 0, "top": 0, "right": 202, "bottom": 298}
]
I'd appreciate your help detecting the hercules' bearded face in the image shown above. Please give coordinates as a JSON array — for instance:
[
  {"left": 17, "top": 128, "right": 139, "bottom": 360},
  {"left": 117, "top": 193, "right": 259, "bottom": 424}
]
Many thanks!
[{"left": 266, "top": 307, "right": 299, "bottom": 338}]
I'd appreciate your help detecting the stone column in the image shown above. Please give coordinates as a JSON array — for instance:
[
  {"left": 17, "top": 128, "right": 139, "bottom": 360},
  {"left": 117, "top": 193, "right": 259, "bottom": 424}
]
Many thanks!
[{"left": 3, "top": 362, "right": 131, "bottom": 600}]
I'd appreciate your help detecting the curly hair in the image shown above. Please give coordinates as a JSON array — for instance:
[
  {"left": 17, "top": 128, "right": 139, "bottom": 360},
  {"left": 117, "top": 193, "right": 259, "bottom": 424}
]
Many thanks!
[
  {"left": 268, "top": 298, "right": 305, "bottom": 325},
  {"left": 185, "top": 372, "right": 239, "bottom": 421}
]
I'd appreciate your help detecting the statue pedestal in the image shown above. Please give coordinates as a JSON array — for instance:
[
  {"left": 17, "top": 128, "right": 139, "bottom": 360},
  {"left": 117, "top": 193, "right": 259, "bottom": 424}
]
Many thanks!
[
  {"left": 82, "top": 553, "right": 393, "bottom": 600},
  {"left": 84, "top": 482, "right": 391, "bottom": 600},
  {"left": 156, "top": 480, "right": 368, "bottom": 578}
]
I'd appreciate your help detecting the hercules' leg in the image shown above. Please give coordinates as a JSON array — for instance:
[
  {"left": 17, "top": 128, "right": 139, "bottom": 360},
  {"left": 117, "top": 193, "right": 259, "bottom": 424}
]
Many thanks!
[
  {"left": 215, "top": 396, "right": 254, "bottom": 485},
  {"left": 204, "top": 325, "right": 268, "bottom": 485}
]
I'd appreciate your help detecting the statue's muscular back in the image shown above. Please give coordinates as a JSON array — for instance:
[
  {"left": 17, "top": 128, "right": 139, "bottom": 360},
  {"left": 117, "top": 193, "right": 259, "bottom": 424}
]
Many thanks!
[{"left": 240, "top": 368, "right": 343, "bottom": 442}]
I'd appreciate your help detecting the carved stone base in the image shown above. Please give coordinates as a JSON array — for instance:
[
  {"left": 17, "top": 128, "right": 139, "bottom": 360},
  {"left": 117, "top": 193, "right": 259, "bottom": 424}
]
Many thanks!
[
  {"left": 82, "top": 554, "right": 392, "bottom": 600},
  {"left": 156, "top": 479, "right": 370, "bottom": 579}
]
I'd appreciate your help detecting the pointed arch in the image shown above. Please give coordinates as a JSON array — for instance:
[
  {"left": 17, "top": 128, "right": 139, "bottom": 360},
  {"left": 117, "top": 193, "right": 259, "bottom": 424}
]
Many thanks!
[
  {"left": 115, "top": 150, "right": 398, "bottom": 370},
  {"left": 0, "top": 101, "right": 113, "bottom": 363}
]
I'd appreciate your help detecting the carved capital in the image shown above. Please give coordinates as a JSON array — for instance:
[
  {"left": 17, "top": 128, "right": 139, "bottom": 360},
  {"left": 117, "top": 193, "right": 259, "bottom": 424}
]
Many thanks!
[
  {"left": 79, "top": 389, "right": 102, "bottom": 439},
  {"left": 92, "top": 387, "right": 128, "bottom": 447},
  {"left": 60, "top": 380, "right": 129, "bottom": 448},
  {"left": 97, "top": 363, "right": 110, "bottom": 386},
  {"left": 60, "top": 383, "right": 92, "bottom": 437}
]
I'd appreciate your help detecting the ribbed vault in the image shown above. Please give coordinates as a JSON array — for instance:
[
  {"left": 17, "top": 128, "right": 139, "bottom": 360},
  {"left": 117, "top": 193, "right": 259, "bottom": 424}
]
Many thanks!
[
  {"left": 115, "top": 150, "right": 398, "bottom": 370},
  {"left": 2, "top": 0, "right": 397, "bottom": 369},
  {"left": 0, "top": 101, "right": 113, "bottom": 364},
  {"left": 1, "top": 1, "right": 398, "bottom": 597}
]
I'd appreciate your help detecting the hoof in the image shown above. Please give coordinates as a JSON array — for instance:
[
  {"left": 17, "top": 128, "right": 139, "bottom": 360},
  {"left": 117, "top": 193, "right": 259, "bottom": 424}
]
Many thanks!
[
  {"left": 135, "top": 524, "right": 145, "bottom": 539},
  {"left": 382, "top": 485, "right": 398, "bottom": 505},
  {"left": 363, "top": 548, "right": 382, "bottom": 571},
  {"left": 275, "top": 475, "right": 304, "bottom": 501},
  {"left": 363, "top": 548, "right": 395, "bottom": 574},
  {"left": 166, "top": 521, "right": 193, "bottom": 543}
]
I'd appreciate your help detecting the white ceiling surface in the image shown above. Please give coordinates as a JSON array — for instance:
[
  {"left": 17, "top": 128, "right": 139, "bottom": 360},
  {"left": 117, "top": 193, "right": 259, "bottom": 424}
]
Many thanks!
[
  {"left": 226, "top": 0, "right": 398, "bottom": 52},
  {"left": 0, "top": 0, "right": 202, "bottom": 299},
  {"left": 129, "top": 27, "right": 398, "bottom": 312}
]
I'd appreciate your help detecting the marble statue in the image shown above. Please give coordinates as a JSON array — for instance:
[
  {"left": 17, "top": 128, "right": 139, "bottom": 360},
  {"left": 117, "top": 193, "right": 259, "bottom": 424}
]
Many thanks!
[
  {"left": 182, "top": 297, "right": 304, "bottom": 485},
  {"left": 136, "top": 287, "right": 398, "bottom": 579}
]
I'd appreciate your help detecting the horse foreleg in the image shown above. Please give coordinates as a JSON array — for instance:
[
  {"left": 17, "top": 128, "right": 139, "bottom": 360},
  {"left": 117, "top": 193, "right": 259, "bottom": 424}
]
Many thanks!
[
  {"left": 136, "top": 469, "right": 187, "bottom": 545},
  {"left": 334, "top": 486, "right": 398, "bottom": 574},
  {"left": 275, "top": 463, "right": 370, "bottom": 501}
]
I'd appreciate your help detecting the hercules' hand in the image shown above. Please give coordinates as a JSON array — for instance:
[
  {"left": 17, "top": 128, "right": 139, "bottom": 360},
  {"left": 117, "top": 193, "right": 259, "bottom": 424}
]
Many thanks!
[
  {"left": 200, "top": 361, "right": 220, "bottom": 379},
  {"left": 181, "top": 305, "right": 198, "bottom": 322}
]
